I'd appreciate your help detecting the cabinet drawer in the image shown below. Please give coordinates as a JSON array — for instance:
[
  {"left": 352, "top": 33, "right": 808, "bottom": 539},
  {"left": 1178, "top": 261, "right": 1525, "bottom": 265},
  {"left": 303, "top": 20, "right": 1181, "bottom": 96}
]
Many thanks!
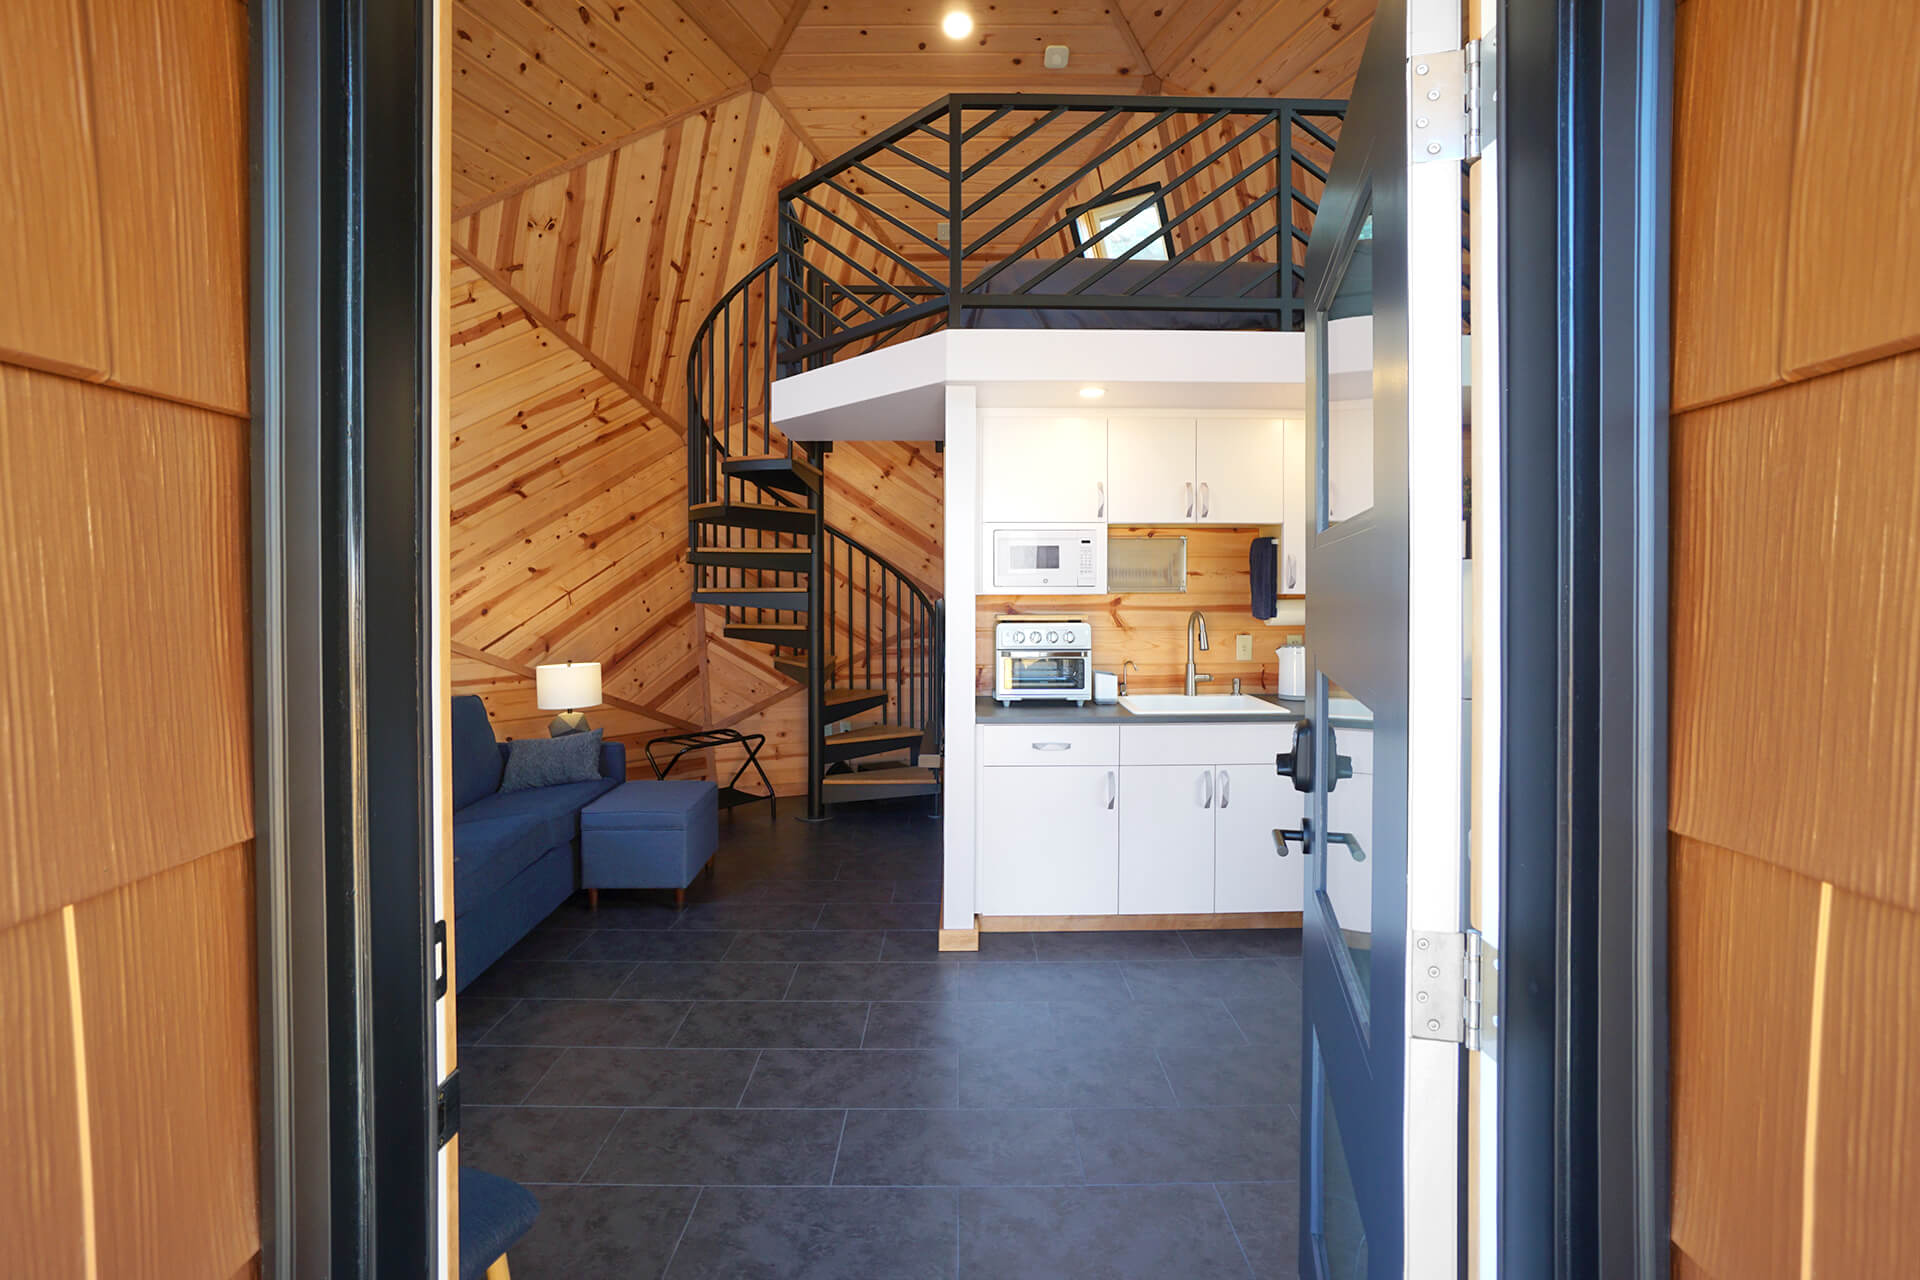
[
  {"left": 981, "top": 723, "right": 1119, "bottom": 767},
  {"left": 1119, "top": 723, "right": 1293, "bottom": 766}
]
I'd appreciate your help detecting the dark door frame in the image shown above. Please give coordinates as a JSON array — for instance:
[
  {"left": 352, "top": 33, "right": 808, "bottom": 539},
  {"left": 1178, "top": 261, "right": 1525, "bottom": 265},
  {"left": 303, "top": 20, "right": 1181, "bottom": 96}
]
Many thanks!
[{"left": 251, "top": 0, "right": 440, "bottom": 1275}]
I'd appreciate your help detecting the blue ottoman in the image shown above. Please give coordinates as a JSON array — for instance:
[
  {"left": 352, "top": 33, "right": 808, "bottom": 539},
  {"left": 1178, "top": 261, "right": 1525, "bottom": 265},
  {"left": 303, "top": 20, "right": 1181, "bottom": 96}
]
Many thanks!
[{"left": 580, "top": 779, "right": 720, "bottom": 908}]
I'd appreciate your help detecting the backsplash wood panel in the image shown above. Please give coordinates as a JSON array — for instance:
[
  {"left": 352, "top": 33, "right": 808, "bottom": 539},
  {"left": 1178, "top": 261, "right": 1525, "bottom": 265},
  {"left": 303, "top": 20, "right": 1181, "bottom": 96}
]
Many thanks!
[{"left": 977, "top": 526, "right": 1303, "bottom": 696}]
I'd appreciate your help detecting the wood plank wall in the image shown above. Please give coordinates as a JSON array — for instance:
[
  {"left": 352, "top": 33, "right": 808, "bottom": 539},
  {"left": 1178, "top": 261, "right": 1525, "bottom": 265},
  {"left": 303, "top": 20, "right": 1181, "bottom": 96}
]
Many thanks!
[
  {"left": 0, "top": 0, "right": 259, "bottom": 1275},
  {"left": 978, "top": 527, "right": 1304, "bottom": 695},
  {"left": 1668, "top": 1, "right": 1920, "bottom": 1275}
]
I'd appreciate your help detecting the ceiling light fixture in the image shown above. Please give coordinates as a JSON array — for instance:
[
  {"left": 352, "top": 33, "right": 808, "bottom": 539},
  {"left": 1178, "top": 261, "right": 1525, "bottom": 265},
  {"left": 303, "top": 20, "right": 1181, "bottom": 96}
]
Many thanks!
[
  {"left": 941, "top": 9, "right": 973, "bottom": 39},
  {"left": 1079, "top": 386, "right": 1106, "bottom": 399}
]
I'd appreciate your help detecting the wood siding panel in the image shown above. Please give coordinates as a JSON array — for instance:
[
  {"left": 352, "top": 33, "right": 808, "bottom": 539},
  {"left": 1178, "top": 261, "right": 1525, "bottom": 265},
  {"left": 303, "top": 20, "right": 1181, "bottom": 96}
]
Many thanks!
[
  {"left": 0, "top": 912, "right": 88, "bottom": 1278},
  {"left": 1809, "top": 888, "right": 1920, "bottom": 1277},
  {"left": 1669, "top": 0, "right": 1807, "bottom": 410},
  {"left": 84, "top": 0, "right": 249, "bottom": 414},
  {"left": 1781, "top": 0, "right": 1920, "bottom": 378},
  {"left": 1668, "top": 837, "right": 1820, "bottom": 1279},
  {"left": 0, "top": 370, "right": 252, "bottom": 932},
  {"left": 76, "top": 843, "right": 259, "bottom": 1280},
  {"left": 1669, "top": 356, "right": 1920, "bottom": 911},
  {"left": 0, "top": 0, "right": 109, "bottom": 379}
]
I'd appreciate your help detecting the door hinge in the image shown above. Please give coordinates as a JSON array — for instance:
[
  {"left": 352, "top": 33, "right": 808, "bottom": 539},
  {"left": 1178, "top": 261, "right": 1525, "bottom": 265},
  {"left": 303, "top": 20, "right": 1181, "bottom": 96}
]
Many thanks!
[
  {"left": 1410, "top": 929, "right": 1492, "bottom": 1050},
  {"left": 436, "top": 1069, "right": 460, "bottom": 1148},
  {"left": 1409, "top": 32, "right": 1497, "bottom": 163}
]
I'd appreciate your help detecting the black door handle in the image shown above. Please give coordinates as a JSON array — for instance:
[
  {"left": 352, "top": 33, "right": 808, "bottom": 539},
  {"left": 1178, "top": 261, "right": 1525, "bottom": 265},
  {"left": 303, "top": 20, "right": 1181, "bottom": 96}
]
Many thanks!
[
  {"left": 1272, "top": 818, "right": 1313, "bottom": 857},
  {"left": 1277, "top": 721, "right": 1354, "bottom": 794}
]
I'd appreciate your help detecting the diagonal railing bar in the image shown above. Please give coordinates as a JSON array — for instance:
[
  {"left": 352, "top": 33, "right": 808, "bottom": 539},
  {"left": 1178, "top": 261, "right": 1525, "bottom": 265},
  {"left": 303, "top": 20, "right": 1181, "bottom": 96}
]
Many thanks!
[
  {"left": 849, "top": 161, "right": 950, "bottom": 219},
  {"left": 1016, "top": 115, "right": 1278, "bottom": 296},
  {"left": 958, "top": 103, "right": 1020, "bottom": 146},
  {"left": 1235, "top": 262, "right": 1286, "bottom": 298},
  {"left": 960, "top": 106, "right": 1160, "bottom": 231},
  {"left": 959, "top": 105, "right": 1069, "bottom": 180},
  {"left": 1121, "top": 194, "right": 1283, "bottom": 297},
  {"left": 1291, "top": 112, "right": 1341, "bottom": 155},
  {"left": 965, "top": 107, "right": 1234, "bottom": 281},
  {"left": 880, "top": 140, "right": 950, "bottom": 184},
  {"left": 815, "top": 181, "right": 951, "bottom": 273},
  {"left": 788, "top": 229, "right": 918, "bottom": 321},
  {"left": 1182, "top": 222, "right": 1286, "bottom": 297}
]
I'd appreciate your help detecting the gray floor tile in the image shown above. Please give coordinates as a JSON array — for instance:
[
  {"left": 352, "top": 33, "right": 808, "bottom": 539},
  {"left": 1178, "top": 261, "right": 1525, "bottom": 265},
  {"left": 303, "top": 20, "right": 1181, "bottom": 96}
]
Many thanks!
[
  {"left": 526, "top": 1047, "right": 761, "bottom": 1107},
  {"left": 1029, "top": 930, "right": 1196, "bottom": 961},
  {"left": 1157, "top": 1044, "right": 1299, "bottom": 1107},
  {"left": 959, "top": 1184, "right": 1254, "bottom": 1280},
  {"left": 1074, "top": 1106, "right": 1300, "bottom": 1183},
  {"left": 954, "top": 961, "right": 1134, "bottom": 1004},
  {"left": 462, "top": 1105, "right": 623, "bottom": 1183},
  {"left": 1226, "top": 985, "right": 1305, "bottom": 1046},
  {"left": 720, "top": 879, "right": 896, "bottom": 904},
  {"left": 891, "top": 879, "right": 945, "bottom": 903},
  {"left": 860, "top": 1001, "right": 1056, "bottom": 1050},
  {"left": 1120, "top": 959, "right": 1298, "bottom": 1003},
  {"left": 1180, "top": 929, "right": 1304, "bottom": 959},
  {"left": 676, "top": 903, "right": 825, "bottom": 932},
  {"left": 878, "top": 931, "right": 1037, "bottom": 962},
  {"left": 834, "top": 855, "right": 945, "bottom": 882},
  {"left": 461, "top": 1045, "right": 562, "bottom": 1105},
  {"left": 834, "top": 1108, "right": 1082, "bottom": 1186},
  {"left": 480, "top": 998, "right": 690, "bottom": 1048},
  {"left": 547, "top": 897, "right": 684, "bottom": 930},
  {"left": 1216, "top": 1181, "right": 1302, "bottom": 1280},
  {"left": 724, "top": 930, "right": 887, "bottom": 962},
  {"left": 456, "top": 997, "right": 518, "bottom": 1044},
  {"left": 466, "top": 959, "right": 636, "bottom": 1000},
  {"left": 959, "top": 1044, "right": 1176, "bottom": 1108},
  {"left": 585, "top": 1107, "right": 845, "bottom": 1186},
  {"left": 1049, "top": 998, "right": 1250, "bottom": 1049},
  {"left": 665, "top": 1186, "right": 956, "bottom": 1280},
  {"left": 613, "top": 962, "right": 797, "bottom": 1002},
  {"left": 509, "top": 927, "right": 594, "bottom": 962},
  {"left": 741, "top": 1049, "right": 958, "bottom": 1109},
  {"left": 783, "top": 962, "right": 963, "bottom": 1002},
  {"left": 815, "top": 902, "right": 940, "bottom": 931},
  {"left": 671, "top": 1001, "right": 871, "bottom": 1049},
  {"left": 512, "top": 1184, "right": 699, "bottom": 1277},
  {"left": 569, "top": 929, "right": 739, "bottom": 962}
]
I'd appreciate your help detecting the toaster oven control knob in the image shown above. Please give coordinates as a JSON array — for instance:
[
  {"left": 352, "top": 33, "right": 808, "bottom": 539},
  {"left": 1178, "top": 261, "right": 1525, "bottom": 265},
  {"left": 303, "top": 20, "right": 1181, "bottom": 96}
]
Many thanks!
[
  {"left": 1012, "top": 630, "right": 1026, "bottom": 644},
  {"left": 1047, "top": 630, "right": 1060, "bottom": 643}
]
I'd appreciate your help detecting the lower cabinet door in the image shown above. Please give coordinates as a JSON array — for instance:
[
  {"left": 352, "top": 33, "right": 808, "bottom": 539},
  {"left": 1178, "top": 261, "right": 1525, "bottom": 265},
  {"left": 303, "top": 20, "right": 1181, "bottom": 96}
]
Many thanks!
[
  {"left": 1213, "top": 765, "right": 1305, "bottom": 912},
  {"left": 1117, "top": 766, "right": 1217, "bottom": 915},
  {"left": 978, "top": 765, "right": 1119, "bottom": 916}
]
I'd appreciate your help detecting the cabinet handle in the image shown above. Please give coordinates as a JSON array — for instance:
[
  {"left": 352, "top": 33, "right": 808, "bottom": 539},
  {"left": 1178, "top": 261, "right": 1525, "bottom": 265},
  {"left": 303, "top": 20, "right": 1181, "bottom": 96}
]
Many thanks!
[
  {"left": 1105, "top": 771, "right": 1116, "bottom": 809},
  {"left": 1219, "top": 769, "right": 1231, "bottom": 809},
  {"left": 1200, "top": 482, "right": 1210, "bottom": 518},
  {"left": 1096, "top": 481, "right": 1106, "bottom": 519},
  {"left": 1031, "top": 741, "right": 1071, "bottom": 751},
  {"left": 1201, "top": 771, "right": 1214, "bottom": 808},
  {"left": 1185, "top": 482, "right": 1194, "bottom": 518},
  {"left": 1284, "top": 554, "right": 1296, "bottom": 590}
]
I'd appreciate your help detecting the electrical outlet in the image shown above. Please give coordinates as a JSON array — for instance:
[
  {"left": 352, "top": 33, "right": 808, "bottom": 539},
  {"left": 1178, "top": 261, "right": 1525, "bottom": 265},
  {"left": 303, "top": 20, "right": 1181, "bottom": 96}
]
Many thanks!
[{"left": 1235, "top": 633, "right": 1253, "bottom": 661}]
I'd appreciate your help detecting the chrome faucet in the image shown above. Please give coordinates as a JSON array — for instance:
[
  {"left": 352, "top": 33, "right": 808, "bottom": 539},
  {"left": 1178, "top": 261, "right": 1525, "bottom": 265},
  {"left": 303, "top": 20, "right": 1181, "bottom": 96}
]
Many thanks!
[
  {"left": 1119, "top": 660, "right": 1138, "bottom": 696},
  {"left": 1185, "top": 610, "right": 1212, "bottom": 696}
]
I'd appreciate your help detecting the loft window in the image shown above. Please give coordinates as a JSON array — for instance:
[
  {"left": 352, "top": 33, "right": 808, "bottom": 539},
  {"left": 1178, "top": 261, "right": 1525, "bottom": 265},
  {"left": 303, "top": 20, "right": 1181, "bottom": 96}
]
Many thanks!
[{"left": 1069, "top": 187, "right": 1172, "bottom": 261}]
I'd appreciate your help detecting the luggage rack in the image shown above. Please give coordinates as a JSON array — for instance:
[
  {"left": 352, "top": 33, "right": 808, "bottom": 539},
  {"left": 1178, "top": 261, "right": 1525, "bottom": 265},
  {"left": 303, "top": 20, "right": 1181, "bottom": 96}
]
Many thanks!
[{"left": 645, "top": 729, "right": 776, "bottom": 817}]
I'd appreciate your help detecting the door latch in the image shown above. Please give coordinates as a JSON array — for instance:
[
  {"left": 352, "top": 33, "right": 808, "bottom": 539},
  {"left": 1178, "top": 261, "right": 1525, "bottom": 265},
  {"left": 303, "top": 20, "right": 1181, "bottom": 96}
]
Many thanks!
[{"left": 1410, "top": 929, "right": 1492, "bottom": 1052}]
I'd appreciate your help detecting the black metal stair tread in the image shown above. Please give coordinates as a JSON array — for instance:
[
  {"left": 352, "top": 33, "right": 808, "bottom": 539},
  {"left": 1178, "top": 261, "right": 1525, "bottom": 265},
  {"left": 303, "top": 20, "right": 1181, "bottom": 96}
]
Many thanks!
[
  {"left": 825, "top": 724, "right": 923, "bottom": 745},
  {"left": 689, "top": 547, "right": 812, "bottom": 569},
  {"left": 821, "top": 767, "right": 939, "bottom": 786},
  {"left": 723, "top": 623, "right": 808, "bottom": 648},
  {"left": 824, "top": 687, "right": 888, "bottom": 710},
  {"left": 689, "top": 501, "right": 816, "bottom": 532},
  {"left": 722, "top": 454, "right": 822, "bottom": 494},
  {"left": 693, "top": 588, "right": 810, "bottom": 609},
  {"left": 773, "top": 657, "right": 809, "bottom": 683},
  {"left": 724, "top": 622, "right": 807, "bottom": 634}
]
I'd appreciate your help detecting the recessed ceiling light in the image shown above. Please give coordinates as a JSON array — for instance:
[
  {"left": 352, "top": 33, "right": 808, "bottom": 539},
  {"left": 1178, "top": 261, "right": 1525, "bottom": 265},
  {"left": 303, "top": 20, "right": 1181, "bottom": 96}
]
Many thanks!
[
  {"left": 941, "top": 10, "right": 973, "bottom": 39},
  {"left": 1079, "top": 386, "right": 1106, "bottom": 399}
]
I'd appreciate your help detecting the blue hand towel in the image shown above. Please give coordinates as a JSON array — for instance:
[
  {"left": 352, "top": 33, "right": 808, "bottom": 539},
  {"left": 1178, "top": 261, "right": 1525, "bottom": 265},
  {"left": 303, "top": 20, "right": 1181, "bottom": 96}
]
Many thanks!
[{"left": 1249, "top": 537, "right": 1278, "bottom": 620}]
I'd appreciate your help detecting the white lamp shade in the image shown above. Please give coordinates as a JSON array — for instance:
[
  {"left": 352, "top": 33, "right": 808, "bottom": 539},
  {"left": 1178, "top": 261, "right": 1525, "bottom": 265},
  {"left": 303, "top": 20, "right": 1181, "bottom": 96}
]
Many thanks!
[{"left": 535, "top": 662, "right": 602, "bottom": 710}]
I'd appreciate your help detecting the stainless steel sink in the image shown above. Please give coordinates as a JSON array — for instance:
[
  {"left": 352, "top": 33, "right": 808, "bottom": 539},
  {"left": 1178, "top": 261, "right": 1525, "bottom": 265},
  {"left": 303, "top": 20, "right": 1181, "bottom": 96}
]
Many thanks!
[{"left": 1118, "top": 693, "right": 1287, "bottom": 716}]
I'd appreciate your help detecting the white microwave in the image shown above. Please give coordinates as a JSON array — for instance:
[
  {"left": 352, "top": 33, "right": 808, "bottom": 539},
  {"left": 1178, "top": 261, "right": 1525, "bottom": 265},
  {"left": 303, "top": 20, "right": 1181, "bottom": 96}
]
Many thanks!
[{"left": 985, "top": 524, "right": 1105, "bottom": 593}]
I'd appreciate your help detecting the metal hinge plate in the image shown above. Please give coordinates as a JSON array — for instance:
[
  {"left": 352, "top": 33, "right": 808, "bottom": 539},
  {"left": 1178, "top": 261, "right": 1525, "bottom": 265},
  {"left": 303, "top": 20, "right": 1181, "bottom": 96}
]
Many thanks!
[
  {"left": 1409, "top": 33, "right": 1497, "bottom": 163},
  {"left": 1410, "top": 929, "right": 1491, "bottom": 1050}
]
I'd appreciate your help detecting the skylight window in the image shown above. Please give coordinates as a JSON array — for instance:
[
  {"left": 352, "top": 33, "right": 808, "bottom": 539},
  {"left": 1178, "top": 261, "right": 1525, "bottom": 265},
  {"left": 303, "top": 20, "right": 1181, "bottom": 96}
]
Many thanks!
[{"left": 1070, "top": 187, "right": 1172, "bottom": 261}]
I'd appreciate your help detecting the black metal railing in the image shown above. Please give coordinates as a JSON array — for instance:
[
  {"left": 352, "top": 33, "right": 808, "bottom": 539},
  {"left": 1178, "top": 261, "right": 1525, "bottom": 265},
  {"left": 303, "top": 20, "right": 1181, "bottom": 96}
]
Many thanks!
[
  {"left": 822, "top": 525, "right": 942, "bottom": 739},
  {"left": 775, "top": 93, "right": 1346, "bottom": 369}
]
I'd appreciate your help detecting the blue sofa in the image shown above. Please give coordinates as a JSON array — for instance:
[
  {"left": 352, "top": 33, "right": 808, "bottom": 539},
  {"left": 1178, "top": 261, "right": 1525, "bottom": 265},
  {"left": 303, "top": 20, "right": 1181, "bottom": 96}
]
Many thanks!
[{"left": 452, "top": 694, "right": 623, "bottom": 989}]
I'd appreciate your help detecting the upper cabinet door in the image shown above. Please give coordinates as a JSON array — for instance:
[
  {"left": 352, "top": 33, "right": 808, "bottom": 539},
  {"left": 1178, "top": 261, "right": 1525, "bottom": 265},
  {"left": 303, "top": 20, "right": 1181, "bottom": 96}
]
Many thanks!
[
  {"left": 1195, "top": 417, "right": 1287, "bottom": 523},
  {"left": 979, "top": 413, "right": 1109, "bottom": 523},
  {"left": 1106, "top": 417, "right": 1197, "bottom": 523},
  {"left": 1279, "top": 415, "right": 1307, "bottom": 594}
]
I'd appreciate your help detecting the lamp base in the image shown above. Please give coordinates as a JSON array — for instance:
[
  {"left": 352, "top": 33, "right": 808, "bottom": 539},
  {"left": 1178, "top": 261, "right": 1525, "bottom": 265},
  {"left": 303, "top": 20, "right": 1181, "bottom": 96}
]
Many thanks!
[{"left": 548, "top": 711, "right": 591, "bottom": 737}]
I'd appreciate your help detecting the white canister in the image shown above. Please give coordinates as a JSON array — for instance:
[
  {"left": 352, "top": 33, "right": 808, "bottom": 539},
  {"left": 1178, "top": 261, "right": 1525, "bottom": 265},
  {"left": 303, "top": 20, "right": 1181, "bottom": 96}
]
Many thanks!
[{"left": 1275, "top": 645, "right": 1307, "bottom": 697}]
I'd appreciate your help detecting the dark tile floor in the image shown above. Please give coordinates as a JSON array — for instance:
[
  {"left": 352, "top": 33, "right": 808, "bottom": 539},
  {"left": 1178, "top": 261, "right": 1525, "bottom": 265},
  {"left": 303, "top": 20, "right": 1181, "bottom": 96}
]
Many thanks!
[{"left": 461, "top": 799, "right": 1303, "bottom": 1279}]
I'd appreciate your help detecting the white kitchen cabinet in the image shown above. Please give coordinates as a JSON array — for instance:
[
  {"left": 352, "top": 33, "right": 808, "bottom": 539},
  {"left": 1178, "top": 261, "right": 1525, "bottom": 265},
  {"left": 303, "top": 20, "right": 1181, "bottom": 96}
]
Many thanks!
[
  {"left": 1279, "top": 415, "right": 1307, "bottom": 595},
  {"left": 1213, "top": 764, "right": 1304, "bottom": 912},
  {"left": 1106, "top": 417, "right": 1197, "bottom": 523},
  {"left": 979, "top": 413, "right": 1109, "bottom": 524},
  {"left": 1195, "top": 417, "right": 1287, "bottom": 524},
  {"left": 1118, "top": 765, "right": 1217, "bottom": 914},
  {"left": 978, "top": 764, "right": 1118, "bottom": 915}
]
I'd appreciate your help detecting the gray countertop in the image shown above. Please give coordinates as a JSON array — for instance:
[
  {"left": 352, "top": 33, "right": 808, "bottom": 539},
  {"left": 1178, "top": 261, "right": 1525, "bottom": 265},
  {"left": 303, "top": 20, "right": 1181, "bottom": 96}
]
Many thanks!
[{"left": 975, "top": 693, "right": 1307, "bottom": 725}]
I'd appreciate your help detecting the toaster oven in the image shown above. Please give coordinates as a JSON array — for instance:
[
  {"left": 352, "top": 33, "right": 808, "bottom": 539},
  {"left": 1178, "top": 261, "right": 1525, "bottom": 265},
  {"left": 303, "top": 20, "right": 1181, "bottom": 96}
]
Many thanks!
[{"left": 993, "top": 617, "right": 1093, "bottom": 705}]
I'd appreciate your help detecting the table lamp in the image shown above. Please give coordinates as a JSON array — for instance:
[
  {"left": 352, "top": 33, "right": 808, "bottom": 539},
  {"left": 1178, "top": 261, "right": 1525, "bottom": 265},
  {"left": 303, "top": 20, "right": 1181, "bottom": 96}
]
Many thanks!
[{"left": 535, "top": 661, "right": 602, "bottom": 737}]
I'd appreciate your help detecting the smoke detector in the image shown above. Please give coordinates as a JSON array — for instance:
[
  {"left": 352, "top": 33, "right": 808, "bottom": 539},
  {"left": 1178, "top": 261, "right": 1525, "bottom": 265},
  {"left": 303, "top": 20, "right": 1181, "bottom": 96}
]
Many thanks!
[{"left": 1043, "top": 45, "right": 1070, "bottom": 70}]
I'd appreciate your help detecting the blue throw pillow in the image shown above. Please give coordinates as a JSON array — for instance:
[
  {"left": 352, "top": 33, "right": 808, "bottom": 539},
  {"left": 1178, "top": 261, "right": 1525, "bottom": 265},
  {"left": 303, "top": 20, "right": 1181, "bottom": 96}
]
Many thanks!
[{"left": 499, "top": 729, "right": 604, "bottom": 793}]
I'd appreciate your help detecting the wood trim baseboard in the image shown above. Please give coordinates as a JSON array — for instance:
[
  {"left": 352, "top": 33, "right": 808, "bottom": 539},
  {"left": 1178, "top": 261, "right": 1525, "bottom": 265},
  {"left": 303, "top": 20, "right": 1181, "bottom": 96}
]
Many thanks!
[
  {"left": 936, "top": 927, "right": 981, "bottom": 952},
  {"left": 977, "top": 911, "right": 1302, "bottom": 933}
]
